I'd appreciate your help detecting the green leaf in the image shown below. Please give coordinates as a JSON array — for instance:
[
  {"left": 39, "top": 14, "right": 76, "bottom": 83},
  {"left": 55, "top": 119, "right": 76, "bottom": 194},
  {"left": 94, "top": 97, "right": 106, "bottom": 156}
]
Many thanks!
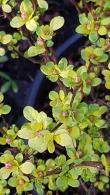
[
  {"left": 8, "top": 177, "right": 17, "bottom": 187},
  {"left": 37, "top": 0, "right": 48, "bottom": 10},
  {"left": 23, "top": 106, "right": 38, "bottom": 121},
  {"left": 89, "top": 32, "right": 98, "bottom": 42},
  {"left": 101, "top": 154, "right": 109, "bottom": 176},
  {"left": 92, "top": 78, "right": 101, "bottom": 86},
  {"left": 11, "top": 81, "right": 18, "bottom": 93},
  {"left": 29, "top": 137, "right": 47, "bottom": 153},
  {"left": 28, "top": 45, "right": 45, "bottom": 57},
  {"left": 2, "top": 34, "right": 12, "bottom": 44},
  {"left": 0, "top": 48, "right": 5, "bottom": 56},
  {"left": 17, "top": 128, "right": 35, "bottom": 139},
  {"left": 1, "top": 105, "right": 11, "bottom": 115},
  {"left": 50, "top": 16, "right": 64, "bottom": 31},
  {"left": 26, "top": 19, "right": 37, "bottom": 31},
  {"left": 20, "top": 161, "right": 35, "bottom": 174},
  {"left": 68, "top": 178, "right": 79, "bottom": 187},
  {"left": 101, "top": 17, "right": 110, "bottom": 25},
  {"left": 2, "top": 4, "right": 12, "bottom": 13},
  {"left": 98, "top": 26, "right": 107, "bottom": 36},
  {"left": 15, "top": 153, "right": 23, "bottom": 163},
  {"left": 1, "top": 81, "right": 11, "bottom": 93},
  {"left": 10, "top": 16, "right": 24, "bottom": 28},
  {"left": 56, "top": 176, "right": 68, "bottom": 188},
  {"left": 54, "top": 130, "right": 72, "bottom": 147},
  {"left": 0, "top": 167, "right": 11, "bottom": 179},
  {"left": 0, "top": 92, "right": 4, "bottom": 103}
]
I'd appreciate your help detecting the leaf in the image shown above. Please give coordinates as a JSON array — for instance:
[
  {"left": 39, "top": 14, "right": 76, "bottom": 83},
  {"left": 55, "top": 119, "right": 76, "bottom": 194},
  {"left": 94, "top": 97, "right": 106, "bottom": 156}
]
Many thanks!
[
  {"left": 68, "top": 178, "right": 79, "bottom": 187},
  {"left": 0, "top": 47, "right": 5, "bottom": 56},
  {"left": 50, "top": 16, "right": 64, "bottom": 31},
  {"left": 89, "top": 31, "right": 98, "bottom": 42},
  {"left": 92, "top": 78, "right": 101, "bottom": 87},
  {"left": 56, "top": 176, "right": 68, "bottom": 188},
  {"left": 54, "top": 130, "right": 72, "bottom": 147},
  {"left": 29, "top": 137, "right": 47, "bottom": 153},
  {"left": 15, "top": 153, "right": 23, "bottom": 163},
  {"left": 49, "top": 91, "right": 58, "bottom": 100},
  {"left": 0, "top": 71, "right": 11, "bottom": 80},
  {"left": 28, "top": 45, "right": 45, "bottom": 57},
  {"left": 0, "top": 167, "right": 11, "bottom": 179},
  {"left": 26, "top": 19, "right": 37, "bottom": 31},
  {"left": 23, "top": 106, "right": 38, "bottom": 121},
  {"left": 2, "top": 4, "right": 12, "bottom": 13},
  {"left": 98, "top": 26, "right": 107, "bottom": 36},
  {"left": 1, "top": 105, "right": 11, "bottom": 115},
  {"left": 8, "top": 177, "right": 17, "bottom": 187},
  {"left": 0, "top": 92, "right": 4, "bottom": 103},
  {"left": 101, "top": 17, "right": 110, "bottom": 25},
  {"left": 17, "top": 128, "right": 35, "bottom": 139},
  {"left": 10, "top": 16, "right": 24, "bottom": 28},
  {"left": 1, "top": 81, "right": 11, "bottom": 93},
  {"left": 47, "top": 140, "right": 55, "bottom": 153},
  {"left": 2, "top": 34, "right": 12, "bottom": 44},
  {"left": 101, "top": 154, "right": 109, "bottom": 176},
  {"left": 37, "top": 0, "right": 48, "bottom": 10},
  {"left": 11, "top": 81, "right": 18, "bottom": 93},
  {"left": 20, "top": 161, "right": 35, "bottom": 174}
]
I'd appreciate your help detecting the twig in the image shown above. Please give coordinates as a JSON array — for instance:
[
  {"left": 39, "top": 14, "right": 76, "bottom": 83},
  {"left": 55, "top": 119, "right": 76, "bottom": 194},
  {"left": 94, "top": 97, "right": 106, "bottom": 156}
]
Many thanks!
[{"left": 46, "top": 161, "right": 104, "bottom": 176}]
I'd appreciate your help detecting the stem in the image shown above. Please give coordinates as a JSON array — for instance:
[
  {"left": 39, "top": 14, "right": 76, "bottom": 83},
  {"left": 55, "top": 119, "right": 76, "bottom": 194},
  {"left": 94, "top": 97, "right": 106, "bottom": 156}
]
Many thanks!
[
  {"left": 69, "top": 0, "right": 81, "bottom": 13},
  {"left": 51, "top": 122, "right": 62, "bottom": 132},
  {"left": 46, "top": 161, "right": 104, "bottom": 176}
]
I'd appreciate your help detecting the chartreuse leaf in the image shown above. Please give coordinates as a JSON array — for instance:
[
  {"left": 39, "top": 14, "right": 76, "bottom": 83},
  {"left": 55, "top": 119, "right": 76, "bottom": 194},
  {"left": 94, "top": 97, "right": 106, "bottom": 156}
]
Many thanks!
[
  {"left": 26, "top": 19, "right": 37, "bottom": 31},
  {"left": 50, "top": 16, "right": 64, "bottom": 31},
  {"left": 28, "top": 45, "right": 45, "bottom": 57},
  {"left": 10, "top": 16, "right": 24, "bottom": 28},
  {"left": 23, "top": 106, "right": 38, "bottom": 121},
  {"left": 37, "top": 0, "right": 48, "bottom": 10},
  {"left": 0, "top": 47, "right": 5, "bottom": 56},
  {"left": 20, "top": 161, "right": 35, "bottom": 174},
  {"left": 101, "top": 155, "right": 109, "bottom": 176},
  {"left": 2, "top": 4, "right": 12, "bottom": 13}
]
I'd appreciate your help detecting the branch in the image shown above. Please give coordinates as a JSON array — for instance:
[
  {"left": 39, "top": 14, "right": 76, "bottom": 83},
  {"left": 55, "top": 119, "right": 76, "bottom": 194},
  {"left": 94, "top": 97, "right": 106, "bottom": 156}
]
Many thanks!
[{"left": 46, "top": 161, "right": 104, "bottom": 176}]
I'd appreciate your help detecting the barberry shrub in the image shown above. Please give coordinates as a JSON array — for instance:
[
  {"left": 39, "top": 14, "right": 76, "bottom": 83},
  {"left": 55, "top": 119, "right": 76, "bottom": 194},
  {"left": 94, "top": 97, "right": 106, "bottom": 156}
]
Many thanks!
[{"left": 0, "top": 0, "right": 110, "bottom": 194}]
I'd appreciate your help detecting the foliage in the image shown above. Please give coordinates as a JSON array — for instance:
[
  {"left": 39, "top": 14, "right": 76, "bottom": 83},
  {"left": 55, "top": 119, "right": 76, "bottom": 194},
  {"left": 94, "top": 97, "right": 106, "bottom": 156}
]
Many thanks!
[{"left": 0, "top": 0, "right": 110, "bottom": 194}]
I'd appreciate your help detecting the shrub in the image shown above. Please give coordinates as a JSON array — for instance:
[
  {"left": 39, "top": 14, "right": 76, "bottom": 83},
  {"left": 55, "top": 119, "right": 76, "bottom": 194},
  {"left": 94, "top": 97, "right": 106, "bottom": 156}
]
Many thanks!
[{"left": 0, "top": 0, "right": 110, "bottom": 194}]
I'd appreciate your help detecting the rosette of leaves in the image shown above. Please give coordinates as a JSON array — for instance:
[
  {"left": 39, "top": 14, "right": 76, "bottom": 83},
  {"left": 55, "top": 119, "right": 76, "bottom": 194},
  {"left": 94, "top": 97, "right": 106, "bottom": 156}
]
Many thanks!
[
  {"left": 0, "top": 125, "right": 18, "bottom": 146},
  {"left": 66, "top": 133, "right": 99, "bottom": 164},
  {"left": 0, "top": 153, "right": 19, "bottom": 179},
  {"left": 0, "top": 92, "right": 11, "bottom": 115},
  {"left": 79, "top": 104, "right": 107, "bottom": 129},
  {"left": 18, "top": 106, "right": 73, "bottom": 153},
  {"left": 76, "top": 9, "right": 109, "bottom": 42},
  {"left": 18, "top": 106, "right": 53, "bottom": 153},
  {"left": 49, "top": 90, "right": 72, "bottom": 122},
  {"left": 61, "top": 65, "right": 101, "bottom": 95},
  {"left": 76, "top": 13, "right": 97, "bottom": 37},
  {"left": 81, "top": 46, "right": 108, "bottom": 66},
  {"left": 10, "top": 0, "right": 38, "bottom": 31},
  {"left": 41, "top": 58, "right": 73, "bottom": 82},
  {"left": 36, "top": 16, "right": 64, "bottom": 41},
  {"left": 8, "top": 174, "right": 33, "bottom": 194}
]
